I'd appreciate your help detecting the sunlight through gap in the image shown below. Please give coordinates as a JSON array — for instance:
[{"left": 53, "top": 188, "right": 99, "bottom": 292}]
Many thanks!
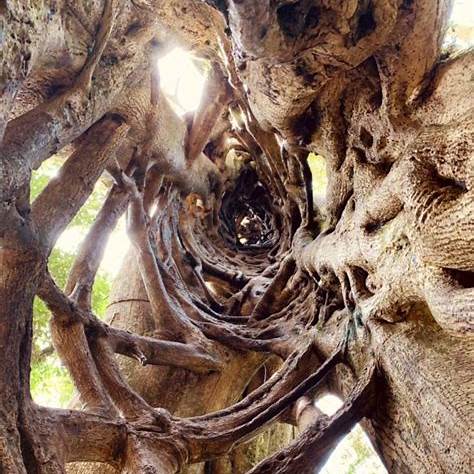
[
  {"left": 316, "top": 395, "right": 387, "bottom": 474},
  {"left": 157, "top": 46, "right": 207, "bottom": 115},
  {"left": 444, "top": 0, "right": 474, "bottom": 48}
]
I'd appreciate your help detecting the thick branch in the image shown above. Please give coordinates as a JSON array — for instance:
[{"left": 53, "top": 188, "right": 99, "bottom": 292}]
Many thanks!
[
  {"left": 186, "top": 66, "right": 231, "bottom": 162},
  {"left": 184, "top": 341, "right": 344, "bottom": 460},
  {"left": 38, "top": 274, "right": 222, "bottom": 373},
  {"left": 65, "top": 182, "right": 131, "bottom": 306},
  {"left": 32, "top": 117, "right": 130, "bottom": 252},
  {"left": 124, "top": 176, "right": 207, "bottom": 341}
]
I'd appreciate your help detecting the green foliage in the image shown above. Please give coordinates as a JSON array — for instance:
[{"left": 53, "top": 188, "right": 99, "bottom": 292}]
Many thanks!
[
  {"left": 30, "top": 156, "right": 63, "bottom": 200},
  {"left": 31, "top": 249, "right": 74, "bottom": 358},
  {"left": 91, "top": 274, "right": 112, "bottom": 319},
  {"left": 70, "top": 179, "right": 108, "bottom": 228},
  {"left": 30, "top": 355, "right": 76, "bottom": 408},
  {"left": 343, "top": 427, "right": 381, "bottom": 474},
  {"left": 30, "top": 153, "right": 109, "bottom": 229},
  {"left": 321, "top": 425, "right": 386, "bottom": 474},
  {"left": 30, "top": 159, "right": 112, "bottom": 408}
]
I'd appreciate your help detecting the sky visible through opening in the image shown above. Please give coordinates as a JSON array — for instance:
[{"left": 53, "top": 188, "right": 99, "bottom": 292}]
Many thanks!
[
  {"left": 158, "top": 46, "right": 208, "bottom": 115},
  {"left": 32, "top": 2, "right": 473, "bottom": 471}
]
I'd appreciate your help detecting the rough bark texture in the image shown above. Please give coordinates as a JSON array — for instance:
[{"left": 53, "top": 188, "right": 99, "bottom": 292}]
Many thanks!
[{"left": 0, "top": 0, "right": 473, "bottom": 473}]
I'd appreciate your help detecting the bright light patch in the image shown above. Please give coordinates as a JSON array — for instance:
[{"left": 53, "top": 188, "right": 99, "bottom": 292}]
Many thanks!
[
  {"left": 157, "top": 47, "right": 207, "bottom": 115},
  {"left": 450, "top": 0, "right": 474, "bottom": 26},
  {"left": 445, "top": 0, "right": 474, "bottom": 48},
  {"left": 56, "top": 218, "right": 129, "bottom": 278},
  {"left": 316, "top": 395, "right": 387, "bottom": 474},
  {"left": 316, "top": 393, "right": 343, "bottom": 416}
]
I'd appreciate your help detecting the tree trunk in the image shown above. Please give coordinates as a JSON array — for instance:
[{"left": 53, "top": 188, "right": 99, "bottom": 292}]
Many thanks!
[{"left": 312, "top": 305, "right": 473, "bottom": 474}]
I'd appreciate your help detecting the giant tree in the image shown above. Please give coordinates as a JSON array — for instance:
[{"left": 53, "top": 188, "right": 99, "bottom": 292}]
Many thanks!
[{"left": 0, "top": 0, "right": 472, "bottom": 473}]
